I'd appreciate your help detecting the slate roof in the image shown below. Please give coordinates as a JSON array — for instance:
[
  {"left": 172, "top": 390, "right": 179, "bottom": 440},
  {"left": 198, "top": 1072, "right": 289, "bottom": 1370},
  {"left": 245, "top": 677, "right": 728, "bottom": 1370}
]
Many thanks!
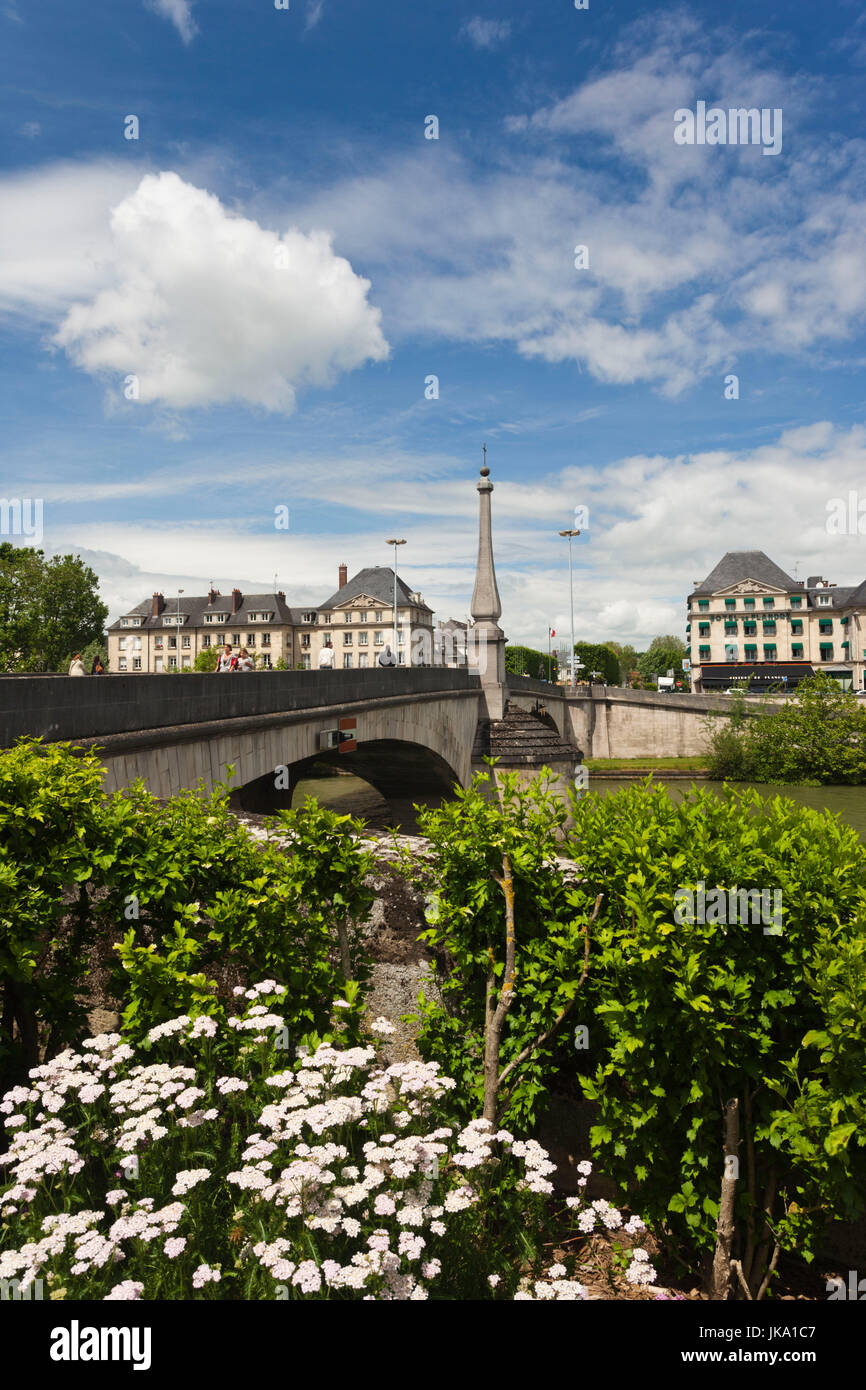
[
  {"left": 108, "top": 592, "right": 294, "bottom": 632},
  {"left": 805, "top": 585, "right": 859, "bottom": 610},
  {"left": 692, "top": 551, "right": 798, "bottom": 596},
  {"left": 318, "top": 566, "right": 432, "bottom": 613}
]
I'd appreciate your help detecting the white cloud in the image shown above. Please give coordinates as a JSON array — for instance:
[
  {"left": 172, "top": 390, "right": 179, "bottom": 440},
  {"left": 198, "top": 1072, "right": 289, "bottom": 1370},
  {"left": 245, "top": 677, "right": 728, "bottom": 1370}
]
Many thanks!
[
  {"left": 145, "top": 0, "right": 197, "bottom": 44},
  {"left": 33, "top": 423, "right": 866, "bottom": 650},
  {"left": 306, "top": 0, "right": 325, "bottom": 32},
  {"left": 18, "top": 121, "right": 41, "bottom": 138},
  {"left": 50, "top": 171, "right": 389, "bottom": 411},
  {"left": 462, "top": 17, "right": 511, "bottom": 50}
]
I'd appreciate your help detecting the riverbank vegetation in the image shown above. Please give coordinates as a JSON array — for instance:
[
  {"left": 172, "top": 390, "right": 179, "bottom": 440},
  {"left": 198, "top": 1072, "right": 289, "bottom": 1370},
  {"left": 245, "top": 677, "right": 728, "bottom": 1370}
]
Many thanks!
[
  {"left": 704, "top": 672, "right": 866, "bottom": 784},
  {"left": 2, "top": 742, "right": 864, "bottom": 1299}
]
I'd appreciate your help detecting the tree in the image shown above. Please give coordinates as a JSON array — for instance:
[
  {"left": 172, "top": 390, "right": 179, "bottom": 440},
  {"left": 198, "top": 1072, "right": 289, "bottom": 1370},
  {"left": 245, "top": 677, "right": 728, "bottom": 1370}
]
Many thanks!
[
  {"left": 637, "top": 634, "right": 686, "bottom": 683},
  {"left": 573, "top": 642, "right": 619, "bottom": 685},
  {"left": 604, "top": 641, "right": 638, "bottom": 685},
  {"left": 505, "top": 645, "right": 556, "bottom": 681},
  {"left": 0, "top": 544, "right": 108, "bottom": 673},
  {"left": 193, "top": 647, "right": 220, "bottom": 672}
]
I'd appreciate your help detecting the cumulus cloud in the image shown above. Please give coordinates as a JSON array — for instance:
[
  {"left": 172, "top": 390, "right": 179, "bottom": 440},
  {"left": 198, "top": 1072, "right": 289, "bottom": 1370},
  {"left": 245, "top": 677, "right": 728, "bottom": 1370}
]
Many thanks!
[
  {"left": 145, "top": 0, "right": 197, "bottom": 44},
  {"left": 51, "top": 171, "right": 389, "bottom": 412},
  {"left": 462, "top": 17, "right": 511, "bottom": 49}
]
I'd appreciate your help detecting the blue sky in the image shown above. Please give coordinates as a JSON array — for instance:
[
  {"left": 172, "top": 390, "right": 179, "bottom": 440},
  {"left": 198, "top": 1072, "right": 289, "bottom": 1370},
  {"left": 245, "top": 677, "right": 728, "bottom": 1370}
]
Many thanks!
[{"left": 2, "top": 0, "right": 866, "bottom": 650}]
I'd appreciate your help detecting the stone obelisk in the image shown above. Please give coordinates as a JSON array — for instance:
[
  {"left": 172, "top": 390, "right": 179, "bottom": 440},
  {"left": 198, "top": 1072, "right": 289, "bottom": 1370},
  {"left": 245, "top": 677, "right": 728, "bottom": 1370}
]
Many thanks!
[{"left": 469, "top": 449, "right": 507, "bottom": 719}]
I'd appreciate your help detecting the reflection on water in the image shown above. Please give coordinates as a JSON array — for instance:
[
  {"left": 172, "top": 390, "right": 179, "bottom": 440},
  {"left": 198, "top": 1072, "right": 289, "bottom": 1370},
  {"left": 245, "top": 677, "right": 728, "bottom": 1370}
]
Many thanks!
[
  {"left": 294, "top": 772, "right": 866, "bottom": 842},
  {"left": 587, "top": 779, "right": 866, "bottom": 841}
]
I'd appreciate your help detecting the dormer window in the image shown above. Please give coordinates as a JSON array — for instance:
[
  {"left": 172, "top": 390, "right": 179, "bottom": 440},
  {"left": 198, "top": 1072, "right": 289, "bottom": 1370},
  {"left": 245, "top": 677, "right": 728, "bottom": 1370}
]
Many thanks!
[
  {"left": 816, "top": 595, "right": 832, "bottom": 607},
  {"left": 302, "top": 611, "right": 317, "bottom": 623},
  {"left": 164, "top": 615, "right": 186, "bottom": 626}
]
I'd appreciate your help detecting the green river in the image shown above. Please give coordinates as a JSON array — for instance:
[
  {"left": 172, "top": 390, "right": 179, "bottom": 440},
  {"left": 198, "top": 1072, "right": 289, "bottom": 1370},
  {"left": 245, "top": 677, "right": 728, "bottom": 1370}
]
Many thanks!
[{"left": 294, "top": 774, "right": 866, "bottom": 841}]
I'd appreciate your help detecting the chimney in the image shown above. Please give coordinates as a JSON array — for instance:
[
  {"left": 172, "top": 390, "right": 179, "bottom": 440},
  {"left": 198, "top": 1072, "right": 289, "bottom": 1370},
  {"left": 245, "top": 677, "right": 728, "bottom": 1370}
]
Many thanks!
[
  {"left": 208, "top": 587, "right": 219, "bottom": 605},
  {"left": 231, "top": 587, "right": 242, "bottom": 614},
  {"left": 338, "top": 563, "right": 347, "bottom": 590},
  {"left": 152, "top": 592, "right": 165, "bottom": 617}
]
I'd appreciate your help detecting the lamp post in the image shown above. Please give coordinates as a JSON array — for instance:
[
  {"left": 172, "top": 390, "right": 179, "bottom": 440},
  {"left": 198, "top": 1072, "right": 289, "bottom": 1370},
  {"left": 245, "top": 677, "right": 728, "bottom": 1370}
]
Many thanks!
[
  {"left": 558, "top": 529, "right": 580, "bottom": 687},
  {"left": 385, "top": 538, "right": 406, "bottom": 665},
  {"left": 175, "top": 586, "right": 183, "bottom": 672}
]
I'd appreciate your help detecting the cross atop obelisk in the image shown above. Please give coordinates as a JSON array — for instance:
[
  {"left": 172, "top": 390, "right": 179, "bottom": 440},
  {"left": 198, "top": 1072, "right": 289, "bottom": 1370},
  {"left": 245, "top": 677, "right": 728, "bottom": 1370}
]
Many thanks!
[{"left": 469, "top": 446, "right": 507, "bottom": 717}]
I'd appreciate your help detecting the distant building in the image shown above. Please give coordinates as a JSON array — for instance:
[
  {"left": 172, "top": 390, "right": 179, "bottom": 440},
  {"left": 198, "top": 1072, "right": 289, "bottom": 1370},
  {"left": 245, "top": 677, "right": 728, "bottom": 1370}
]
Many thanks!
[
  {"left": 687, "top": 551, "right": 866, "bottom": 692},
  {"left": 106, "top": 565, "right": 435, "bottom": 673}
]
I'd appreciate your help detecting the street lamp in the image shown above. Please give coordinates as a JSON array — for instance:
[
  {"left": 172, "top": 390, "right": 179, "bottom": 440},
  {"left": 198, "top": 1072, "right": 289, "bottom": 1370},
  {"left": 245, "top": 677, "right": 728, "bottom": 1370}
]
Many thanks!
[
  {"left": 558, "top": 529, "right": 580, "bottom": 687},
  {"left": 175, "top": 586, "right": 183, "bottom": 672},
  {"left": 385, "top": 539, "right": 406, "bottom": 666}
]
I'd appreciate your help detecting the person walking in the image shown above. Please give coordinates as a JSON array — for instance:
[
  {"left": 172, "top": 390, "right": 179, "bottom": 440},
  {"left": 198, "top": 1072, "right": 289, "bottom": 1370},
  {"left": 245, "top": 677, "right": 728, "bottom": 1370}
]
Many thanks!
[
  {"left": 68, "top": 653, "right": 86, "bottom": 676},
  {"left": 91, "top": 655, "right": 104, "bottom": 675},
  {"left": 237, "top": 647, "right": 254, "bottom": 671},
  {"left": 377, "top": 644, "right": 396, "bottom": 667},
  {"left": 217, "top": 644, "right": 237, "bottom": 672},
  {"left": 318, "top": 638, "right": 335, "bottom": 670}
]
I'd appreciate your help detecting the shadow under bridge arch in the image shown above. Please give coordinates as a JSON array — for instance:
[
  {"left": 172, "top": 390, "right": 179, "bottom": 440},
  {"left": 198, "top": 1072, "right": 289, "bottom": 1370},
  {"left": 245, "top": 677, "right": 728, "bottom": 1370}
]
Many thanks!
[{"left": 237, "top": 737, "right": 464, "bottom": 830}]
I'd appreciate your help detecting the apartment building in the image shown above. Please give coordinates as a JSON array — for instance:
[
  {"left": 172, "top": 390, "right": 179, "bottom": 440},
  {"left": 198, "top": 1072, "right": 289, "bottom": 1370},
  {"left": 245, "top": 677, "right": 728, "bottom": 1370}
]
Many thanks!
[
  {"left": 687, "top": 551, "right": 866, "bottom": 692},
  {"left": 107, "top": 565, "right": 435, "bottom": 673}
]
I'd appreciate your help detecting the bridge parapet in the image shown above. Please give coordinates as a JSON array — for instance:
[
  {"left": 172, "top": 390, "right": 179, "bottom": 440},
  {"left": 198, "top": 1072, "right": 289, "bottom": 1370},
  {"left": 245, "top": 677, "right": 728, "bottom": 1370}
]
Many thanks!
[{"left": 0, "top": 669, "right": 482, "bottom": 748}]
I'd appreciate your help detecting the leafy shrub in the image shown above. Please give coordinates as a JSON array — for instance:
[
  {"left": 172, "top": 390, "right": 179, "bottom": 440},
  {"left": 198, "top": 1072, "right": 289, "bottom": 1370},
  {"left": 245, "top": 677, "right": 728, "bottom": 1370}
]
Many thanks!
[
  {"left": 0, "top": 989, "right": 656, "bottom": 1300},
  {"left": 705, "top": 673, "right": 866, "bottom": 784},
  {"left": 0, "top": 741, "right": 374, "bottom": 1086},
  {"left": 568, "top": 780, "right": 866, "bottom": 1296},
  {"left": 403, "top": 768, "right": 599, "bottom": 1130}
]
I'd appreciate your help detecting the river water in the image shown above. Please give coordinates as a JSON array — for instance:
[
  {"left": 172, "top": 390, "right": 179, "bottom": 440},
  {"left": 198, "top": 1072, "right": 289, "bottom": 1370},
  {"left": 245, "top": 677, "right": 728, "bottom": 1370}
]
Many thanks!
[{"left": 294, "top": 774, "right": 866, "bottom": 840}]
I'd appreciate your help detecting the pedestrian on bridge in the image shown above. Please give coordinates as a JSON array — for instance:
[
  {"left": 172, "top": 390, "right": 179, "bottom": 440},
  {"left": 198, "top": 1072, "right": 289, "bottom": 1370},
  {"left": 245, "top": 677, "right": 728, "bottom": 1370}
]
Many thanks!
[
  {"left": 68, "top": 653, "right": 86, "bottom": 676},
  {"left": 217, "top": 644, "right": 237, "bottom": 672},
  {"left": 318, "top": 639, "right": 335, "bottom": 670}
]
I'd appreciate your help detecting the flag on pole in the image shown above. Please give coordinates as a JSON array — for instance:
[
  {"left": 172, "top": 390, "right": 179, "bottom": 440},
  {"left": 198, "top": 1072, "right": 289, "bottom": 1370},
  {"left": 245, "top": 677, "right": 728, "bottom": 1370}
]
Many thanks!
[{"left": 549, "top": 628, "right": 556, "bottom": 637}]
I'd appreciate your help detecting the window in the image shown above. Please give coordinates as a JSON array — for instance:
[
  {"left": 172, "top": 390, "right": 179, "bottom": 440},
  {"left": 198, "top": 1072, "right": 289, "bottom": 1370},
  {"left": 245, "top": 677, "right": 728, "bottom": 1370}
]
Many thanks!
[
  {"left": 182, "top": 659, "right": 190, "bottom": 669},
  {"left": 763, "top": 644, "right": 777, "bottom": 660},
  {"left": 164, "top": 616, "right": 182, "bottom": 627},
  {"left": 817, "top": 595, "right": 832, "bottom": 606},
  {"left": 168, "top": 637, "right": 177, "bottom": 649},
  {"left": 744, "top": 597, "right": 755, "bottom": 609},
  {"left": 216, "top": 633, "right": 224, "bottom": 645},
  {"left": 744, "top": 644, "right": 757, "bottom": 657},
  {"left": 300, "top": 655, "right": 310, "bottom": 670},
  {"left": 121, "top": 618, "right": 129, "bottom": 627},
  {"left": 819, "top": 643, "right": 834, "bottom": 661},
  {"left": 699, "top": 645, "right": 710, "bottom": 656},
  {"left": 344, "top": 612, "right": 353, "bottom": 623},
  {"left": 358, "top": 610, "right": 368, "bottom": 622},
  {"left": 375, "top": 611, "right": 383, "bottom": 622},
  {"left": 302, "top": 612, "right": 317, "bottom": 623},
  {"left": 724, "top": 621, "right": 737, "bottom": 633},
  {"left": 791, "top": 620, "right": 803, "bottom": 634},
  {"left": 791, "top": 643, "right": 804, "bottom": 656},
  {"left": 246, "top": 635, "right": 256, "bottom": 647},
  {"left": 301, "top": 635, "right": 310, "bottom": 649},
  {"left": 118, "top": 657, "right": 127, "bottom": 670},
  {"left": 118, "top": 637, "right": 127, "bottom": 650},
  {"left": 398, "top": 651, "right": 405, "bottom": 665},
  {"left": 155, "top": 637, "right": 164, "bottom": 649},
  {"left": 743, "top": 622, "right": 757, "bottom": 636},
  {"left": 261, "top": 633, "right": 270, "bottom": 646},
  {"left": 725, "top": 598, "right": 736, "bottom": 609},
  {"left": 182, "top": 636, "right": 190, "bottom": 648},
  {"left": 698, "top": 623, "right": 710, "bottom": 637},
  {"left": 133, "top": 658, "right": 142, "bottom": 670},
  {"left": 323, "top": 615, "right": 331, "bottom": 625},
  {"left": 374, "top": 631, "right": 384, "bottom": 645},
  {"left": 343, "top": 654, "right": 352, "bottom": 669},
  {"left": 725, "top": 644, "right": 737, "bottom": 662},
  {"left": 343, "top": 633, "right": 353, "bottom": 645},
  {"left": 232, "top": 634, "right": 240, "bottom": 647},
  {"left": 358, "top": 632, "right": 368, "bottom": 646},
  {"left": 790, "top": 596, "right": 802, "bottom": 608},
  {"left": 819, "top": 619, "right": 833, "bottom": 634},
  {"left": 168, "top": 657, "right": 177, "bottom": 670},
  {"left": 698, "top": 600, "right": 709, "bottom": 611},
  {"left": 762, "top": 619, "right": 776, "bottom": 631},
  {"left": 763, "top": 597, "right": 775, "bottom": 608},
  {"left": 202, "top": 635, "right": 211, "bottom": 647},
  {"left": 359, "top": 653, "right": 369, "bottom": 669}
]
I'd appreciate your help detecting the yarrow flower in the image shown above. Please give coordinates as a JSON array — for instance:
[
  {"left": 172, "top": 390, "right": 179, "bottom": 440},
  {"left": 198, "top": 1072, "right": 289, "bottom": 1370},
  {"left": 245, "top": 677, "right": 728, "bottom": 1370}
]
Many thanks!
[
  {"left": 104, "top": 1281, "right": 144, "bottom": 1301},
  {"left": 191, "top": 1263, "right": 221, "bottom": 1289}
]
